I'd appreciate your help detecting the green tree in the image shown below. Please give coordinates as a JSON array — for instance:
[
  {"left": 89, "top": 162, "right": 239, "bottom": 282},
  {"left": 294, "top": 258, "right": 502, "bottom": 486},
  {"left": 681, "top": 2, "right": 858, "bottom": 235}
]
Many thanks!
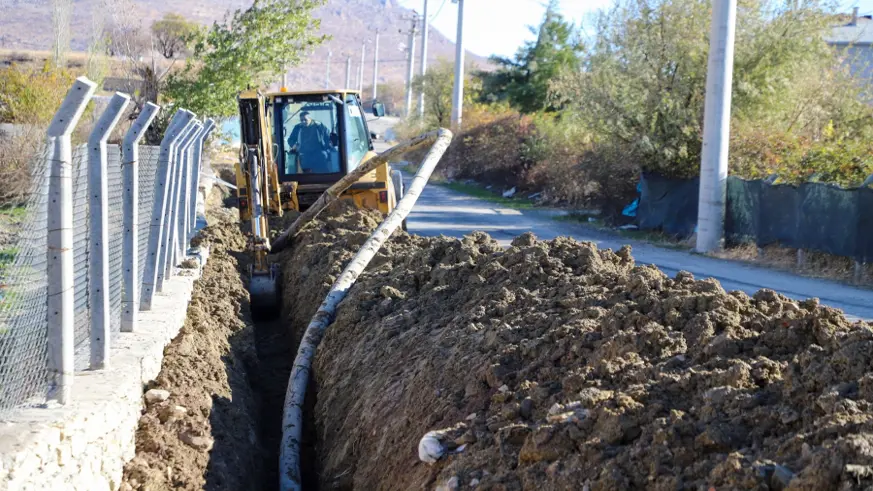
[
  {"left": 152, "top": 13, "right": 198, "bottom": 59},
  {"left": 412, "top": 59, "right": 482, "bottom": 128},
  {"left": 551, "top": 0, "right": 872, "bottom": 178},
  {"left": 481, "top": 0, "right": 583, "bottom": 113},
  {"left": 166, "top": 0, "right": 328, "bottom": 117}
]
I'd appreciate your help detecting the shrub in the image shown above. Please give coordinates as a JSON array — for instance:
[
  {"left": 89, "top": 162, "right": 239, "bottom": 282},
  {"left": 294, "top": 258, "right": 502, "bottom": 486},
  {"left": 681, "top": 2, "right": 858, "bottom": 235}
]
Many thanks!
[
  {"left": 550, "top": 0, "right": 873, "bottom": 181},
  {"left": 0, "top": 128, "right": 45, "bottom": 206},
  {"left": 442, "top": 112, "right": 532, "bottom": 185},
  {"left": 730, "top": 122, "right": 873, "bottom": 187},
  {"left": 0, "top": 61, "right": 75, "bottom": 125},
  {"left": 0, "top": 62, "right": 76, "bottom": 205},
  {"left": 522, "top": 113, "right": 638, "bottom": 211}
]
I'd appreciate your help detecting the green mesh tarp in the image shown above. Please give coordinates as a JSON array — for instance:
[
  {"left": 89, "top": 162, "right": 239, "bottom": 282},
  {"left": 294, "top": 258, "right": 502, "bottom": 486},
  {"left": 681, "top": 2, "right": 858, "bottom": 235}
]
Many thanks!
[
  {"left": 638, "top": 172, "right": 699, "bottom": 238},
  {"left": 640, "top": 173, "right": 873, "bottom": 261}
]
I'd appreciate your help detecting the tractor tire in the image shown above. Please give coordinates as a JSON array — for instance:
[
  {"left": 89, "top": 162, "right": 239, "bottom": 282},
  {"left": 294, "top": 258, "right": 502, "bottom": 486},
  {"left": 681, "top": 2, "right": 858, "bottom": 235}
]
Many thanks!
[{"left": 391, "top": 169, "right": 408, "bottom": 232}]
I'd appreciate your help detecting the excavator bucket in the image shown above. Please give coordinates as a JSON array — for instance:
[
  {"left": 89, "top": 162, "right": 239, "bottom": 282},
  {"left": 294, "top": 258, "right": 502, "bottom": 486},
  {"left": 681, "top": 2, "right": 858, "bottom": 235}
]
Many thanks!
[{"left": 249, "top": 263, "right": 280, "bottom": 319}]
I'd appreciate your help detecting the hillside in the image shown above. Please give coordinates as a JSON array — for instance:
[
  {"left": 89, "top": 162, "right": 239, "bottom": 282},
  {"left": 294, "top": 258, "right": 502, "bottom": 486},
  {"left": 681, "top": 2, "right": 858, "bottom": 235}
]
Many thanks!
[{"left": 0, "top": 0, "right": 493, "bottom": 90}]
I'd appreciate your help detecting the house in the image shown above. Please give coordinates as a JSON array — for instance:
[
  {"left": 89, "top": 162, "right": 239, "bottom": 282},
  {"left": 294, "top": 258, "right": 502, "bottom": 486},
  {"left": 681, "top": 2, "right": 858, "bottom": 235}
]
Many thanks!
[{"left": 826, "top": 8, "right": 873, "bottom": 81}]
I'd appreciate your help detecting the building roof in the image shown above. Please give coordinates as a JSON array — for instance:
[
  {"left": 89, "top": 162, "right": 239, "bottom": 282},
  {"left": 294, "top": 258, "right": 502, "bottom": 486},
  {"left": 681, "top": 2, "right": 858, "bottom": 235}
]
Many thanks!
[{"left": 826, "top": 15, "right": 873, "bottom": 46}]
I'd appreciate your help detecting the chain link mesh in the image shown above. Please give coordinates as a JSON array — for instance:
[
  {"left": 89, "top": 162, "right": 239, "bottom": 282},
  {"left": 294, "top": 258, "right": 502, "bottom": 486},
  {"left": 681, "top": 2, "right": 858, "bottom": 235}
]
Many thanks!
[
  {"left": 0, "top": 137, "right": 192, "bottom": 418},
  {"left": 137, "top": 146, "right": 160, "bottom": 301},
  {"left": 107, "top": 147, "right": 124, "bottom": 338},
  {"left": 0, "top": 146, "right": 49, "bottom": 419},
  {"left": 72, "top": 146, "right": 90, "bottom": 371}
]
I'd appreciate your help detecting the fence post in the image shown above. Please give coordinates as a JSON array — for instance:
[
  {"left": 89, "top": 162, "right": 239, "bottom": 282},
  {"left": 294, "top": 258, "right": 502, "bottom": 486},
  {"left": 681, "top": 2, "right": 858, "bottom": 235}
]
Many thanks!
[
  {"left": 121, "top": 102, "right": 159, "bottom": 332},
  {"left": 181, "top": 125, "right": 203, "bottom": 248},
  {"left": 87, "top": 92, "right": 130, "bottom": 370},
  {"left": 156, "top": 120, "right": 197, "bottom": 292},
  {"left": 189, "top": 119, "right": 216, "bottom": 240},
  {"left": 174, "top": 122, "right": 202, "bottom": 268},
  {"left": 155, "top": 117, "right": 196, "bottom": 293},
  {"left": 161, "top": 121, "right": 199, "bottom": 283},
  {"left": 141, "top": 109, "right": 193, "bottom": 310},
  {"left": 46, "top": 77, "right": 97, "bottom": 404}
]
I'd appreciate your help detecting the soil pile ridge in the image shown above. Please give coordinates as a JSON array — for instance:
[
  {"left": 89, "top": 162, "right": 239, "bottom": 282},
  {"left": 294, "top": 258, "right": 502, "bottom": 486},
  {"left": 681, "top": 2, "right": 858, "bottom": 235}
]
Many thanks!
[{"left": 280, "top": 203, "right": 873, "bottom": 491}]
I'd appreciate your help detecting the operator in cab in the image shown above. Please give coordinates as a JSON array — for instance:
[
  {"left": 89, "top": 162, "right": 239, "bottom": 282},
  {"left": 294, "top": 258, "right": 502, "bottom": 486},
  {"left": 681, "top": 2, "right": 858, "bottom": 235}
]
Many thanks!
[{"left": 287, "top": 111, "right": 335, "bottom": 174}]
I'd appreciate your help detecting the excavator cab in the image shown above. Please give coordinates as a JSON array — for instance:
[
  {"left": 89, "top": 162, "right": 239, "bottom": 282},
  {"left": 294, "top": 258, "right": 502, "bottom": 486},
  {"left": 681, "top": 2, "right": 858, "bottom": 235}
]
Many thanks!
[{"left": 235, "top": 88, "right": 405, "bottom": 315}]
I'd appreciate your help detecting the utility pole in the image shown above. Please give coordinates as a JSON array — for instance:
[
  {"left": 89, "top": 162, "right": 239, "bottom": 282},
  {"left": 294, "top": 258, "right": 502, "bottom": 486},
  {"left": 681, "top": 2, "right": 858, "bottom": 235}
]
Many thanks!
[
  {"left": 282, "top": 66, "right": 288, "bottom": 88},
  {"left": 695, "top": 0, "right": 737, "bottom": 253},
  {"left": 355, "top": 61, "right": 361, "bottom": 91},
  {"left": 346, "top": 56, "right": 352, "bottom": 89},
  {"left": 404, "top": 13, "right": 419, "bottom": 119},
  {"left": 359, "top": 43, "right": 366, "bottom": 93},
  {"left": 418, "top": 0, "right": 430, "bottom": 120},
  {"left": 451, "top": 0, "right": 465, "bottom": 129},
  {"left": 325, "top": 51, "right": 332, "bottom": 89},
  {"left": 372, "top": 32, "right": 380, "bottom": 100}
]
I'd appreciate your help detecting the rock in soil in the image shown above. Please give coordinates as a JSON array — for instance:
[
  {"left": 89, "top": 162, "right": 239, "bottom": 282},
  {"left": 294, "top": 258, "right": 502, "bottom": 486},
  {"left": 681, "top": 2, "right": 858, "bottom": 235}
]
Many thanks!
[
  {"left": 278, "top": 201, "right": 873, "bottom": 491},
  {"left": 144, "top": 389, "right": 170, "bottom": 405}
]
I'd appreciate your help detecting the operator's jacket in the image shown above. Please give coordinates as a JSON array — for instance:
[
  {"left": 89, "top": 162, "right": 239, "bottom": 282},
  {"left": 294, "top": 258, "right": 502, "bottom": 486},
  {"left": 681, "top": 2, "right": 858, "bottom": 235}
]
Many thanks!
[{"left": 288, "top": 121, "right": 331, "bottom": 172}]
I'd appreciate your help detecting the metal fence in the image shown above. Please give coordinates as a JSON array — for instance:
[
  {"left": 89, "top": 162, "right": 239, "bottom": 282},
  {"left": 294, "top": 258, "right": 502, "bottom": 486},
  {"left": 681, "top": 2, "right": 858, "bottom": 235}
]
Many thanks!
[
  {"left": 0, "top": 146, "right": 50, "bottom": 416},
  {"left": 0, "top": 77, "right": 216, "bottom": 418},
  {"left": 72, "top": 146, "right": 91, "bottom": 370}
]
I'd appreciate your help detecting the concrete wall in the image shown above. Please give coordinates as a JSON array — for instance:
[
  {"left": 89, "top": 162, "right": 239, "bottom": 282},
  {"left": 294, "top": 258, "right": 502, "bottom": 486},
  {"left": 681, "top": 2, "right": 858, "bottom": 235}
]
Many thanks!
[{"left": 0, "top": 248, "right": 209, "bottom": 491}]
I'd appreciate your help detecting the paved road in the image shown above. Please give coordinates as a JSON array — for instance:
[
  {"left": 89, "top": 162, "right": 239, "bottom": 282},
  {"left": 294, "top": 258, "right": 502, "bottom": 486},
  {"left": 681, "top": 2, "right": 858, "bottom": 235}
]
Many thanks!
[{"left": 368, "top": 115, "right": 873, "bottom": 321}]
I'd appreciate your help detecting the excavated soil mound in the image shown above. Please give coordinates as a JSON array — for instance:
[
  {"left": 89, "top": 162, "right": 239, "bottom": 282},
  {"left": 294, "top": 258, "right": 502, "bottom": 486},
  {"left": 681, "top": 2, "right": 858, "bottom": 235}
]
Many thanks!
[
  {"left": 281, "top": 203, "right": 873, "bottom": 491},
  {"left": 121, "top": 219, "right": 263, "bottom": 491}
]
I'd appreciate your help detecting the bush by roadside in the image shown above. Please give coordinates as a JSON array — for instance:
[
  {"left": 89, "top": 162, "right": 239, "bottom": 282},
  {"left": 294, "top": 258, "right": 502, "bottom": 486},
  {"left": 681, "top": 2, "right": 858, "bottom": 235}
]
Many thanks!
[{"left": 0, "top": 62, "right": 76, "bottom": 206}]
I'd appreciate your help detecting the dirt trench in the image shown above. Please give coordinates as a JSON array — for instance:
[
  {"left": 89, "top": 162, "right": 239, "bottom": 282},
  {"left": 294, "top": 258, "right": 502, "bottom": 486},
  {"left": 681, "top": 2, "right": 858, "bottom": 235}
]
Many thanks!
[
  {"left": 120, "top": 187, "right": 298, "bottom": 491},
  {"left": 118, "top": 193, "right": 873, "bottom": 491},
  {"left": 277, "top": 201, "right": 873, "bottom": 491}
]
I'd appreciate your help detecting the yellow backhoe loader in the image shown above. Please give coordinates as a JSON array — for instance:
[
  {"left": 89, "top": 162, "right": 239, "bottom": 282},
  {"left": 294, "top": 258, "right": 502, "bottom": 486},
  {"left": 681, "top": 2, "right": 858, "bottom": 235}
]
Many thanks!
[{"left": 234, "top": 88, "right": 405, "bottom": 314}]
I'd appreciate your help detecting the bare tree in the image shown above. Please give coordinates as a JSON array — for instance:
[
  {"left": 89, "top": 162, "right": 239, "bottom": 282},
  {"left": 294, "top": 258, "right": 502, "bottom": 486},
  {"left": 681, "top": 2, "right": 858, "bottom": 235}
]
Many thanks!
[
  {"left": 86, "top": 4, "right": 111, "bottom": 89},
  {"left": 51, "top": 0, "right": 73, "bottom": 68},
  {"left": 103, "top": 1, "right": 192, "bottom": 114}
]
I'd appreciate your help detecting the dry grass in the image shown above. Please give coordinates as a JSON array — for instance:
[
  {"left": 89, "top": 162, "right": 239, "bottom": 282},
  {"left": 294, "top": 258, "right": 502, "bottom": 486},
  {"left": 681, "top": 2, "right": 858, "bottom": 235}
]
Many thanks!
[
  {"left": 0, "top": 49, "right": 173, "bottom": 86},
  {"left": 714, "top": 243, "right": 872, "bottom": 286},
  {"left": 0, "top": 127, "right": 45, "bottom": 206}
]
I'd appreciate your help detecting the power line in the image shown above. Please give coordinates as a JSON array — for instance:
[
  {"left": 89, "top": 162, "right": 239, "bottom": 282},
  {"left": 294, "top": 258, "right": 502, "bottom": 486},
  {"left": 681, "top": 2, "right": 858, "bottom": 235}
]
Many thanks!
[{"left": 430, "top": 0, "right": 448, "bottom": 20}]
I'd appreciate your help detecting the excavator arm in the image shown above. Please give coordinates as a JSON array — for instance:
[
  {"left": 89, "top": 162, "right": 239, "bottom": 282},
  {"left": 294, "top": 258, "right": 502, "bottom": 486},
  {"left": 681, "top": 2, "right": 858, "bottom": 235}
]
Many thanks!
[{"left": 236, "top": 90, "right": 281, "bottom": 315}]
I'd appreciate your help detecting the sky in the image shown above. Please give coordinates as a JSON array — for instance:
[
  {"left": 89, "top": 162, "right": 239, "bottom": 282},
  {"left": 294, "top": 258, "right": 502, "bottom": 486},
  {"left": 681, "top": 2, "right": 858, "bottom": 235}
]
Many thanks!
[{"left": 397, "top": 0, "right": 873, "bottom": 59}]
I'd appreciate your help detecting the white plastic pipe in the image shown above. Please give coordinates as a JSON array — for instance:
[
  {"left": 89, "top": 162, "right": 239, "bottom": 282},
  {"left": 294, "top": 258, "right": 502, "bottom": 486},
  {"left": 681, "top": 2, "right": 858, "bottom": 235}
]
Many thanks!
[
  {"left": 87, "top": 92, "right": 130, "bottom": 370},
  {"left": 279, "top": 128, "right": 453, "bottom": 491}
]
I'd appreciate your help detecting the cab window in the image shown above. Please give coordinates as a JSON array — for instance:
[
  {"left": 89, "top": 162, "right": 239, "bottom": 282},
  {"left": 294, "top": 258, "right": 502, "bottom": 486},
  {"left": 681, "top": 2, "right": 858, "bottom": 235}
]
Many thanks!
[
  {"left": 274, "top": 98, "right": 341, "bottom": 176},
  {"left": 344, "top": 96, "right": 370, "bottom": 172}
]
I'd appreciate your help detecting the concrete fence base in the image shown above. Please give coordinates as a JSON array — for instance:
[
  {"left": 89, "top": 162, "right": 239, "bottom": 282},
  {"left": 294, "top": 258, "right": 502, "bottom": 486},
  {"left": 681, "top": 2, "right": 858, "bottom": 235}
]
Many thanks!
[{"left": 0, "top": 246, "right": 210, "bottom": 491}]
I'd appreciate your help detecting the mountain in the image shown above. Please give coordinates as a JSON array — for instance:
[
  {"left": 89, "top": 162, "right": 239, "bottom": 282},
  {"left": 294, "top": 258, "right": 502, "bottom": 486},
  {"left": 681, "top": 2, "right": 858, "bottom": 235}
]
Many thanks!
[{"left": 0, "top": 0, "right": 493, "bottom": 90}]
